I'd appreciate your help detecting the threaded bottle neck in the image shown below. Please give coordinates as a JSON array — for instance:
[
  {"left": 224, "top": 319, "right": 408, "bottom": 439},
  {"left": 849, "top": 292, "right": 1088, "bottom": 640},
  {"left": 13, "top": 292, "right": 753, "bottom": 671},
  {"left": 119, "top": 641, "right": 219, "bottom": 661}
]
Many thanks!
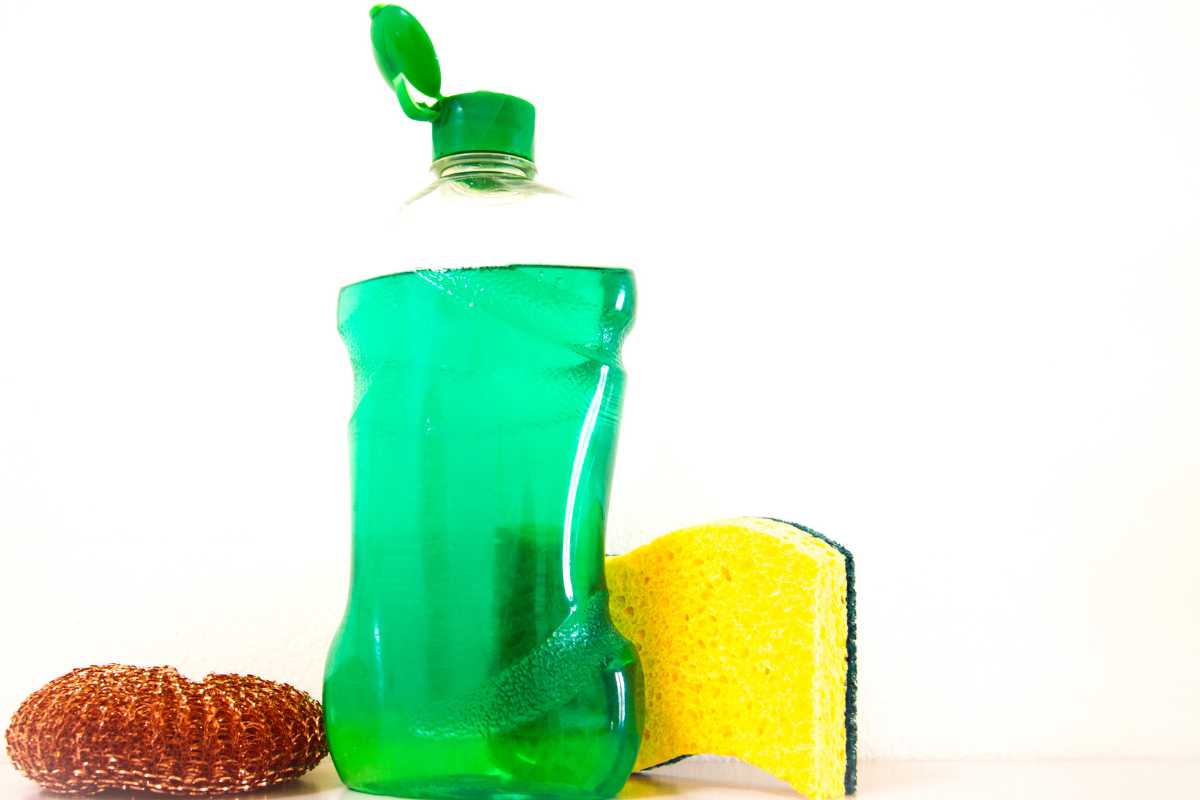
[{"left": 432, "top": 152, "right": 536, "bottom": 180}]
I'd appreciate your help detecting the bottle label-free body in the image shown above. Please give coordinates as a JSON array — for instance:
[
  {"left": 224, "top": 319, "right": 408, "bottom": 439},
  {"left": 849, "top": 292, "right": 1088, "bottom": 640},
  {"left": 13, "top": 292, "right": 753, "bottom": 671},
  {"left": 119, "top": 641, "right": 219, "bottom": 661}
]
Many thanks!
[{"left": 325, "top": 265, "right": 641, "bottom": 800}]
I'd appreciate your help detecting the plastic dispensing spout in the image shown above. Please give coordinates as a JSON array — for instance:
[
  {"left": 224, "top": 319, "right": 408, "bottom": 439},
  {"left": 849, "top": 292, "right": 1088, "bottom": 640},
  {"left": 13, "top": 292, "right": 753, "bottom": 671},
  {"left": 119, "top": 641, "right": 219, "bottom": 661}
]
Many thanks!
[{"left": 369, "top": 4, "right": 536, "bottom": 161}]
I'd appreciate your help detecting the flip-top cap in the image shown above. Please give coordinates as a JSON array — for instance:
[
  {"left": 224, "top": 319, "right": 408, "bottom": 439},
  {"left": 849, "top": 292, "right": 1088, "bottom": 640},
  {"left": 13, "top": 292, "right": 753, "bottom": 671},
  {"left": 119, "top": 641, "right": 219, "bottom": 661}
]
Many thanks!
[{"left": 370, "top": 5, "right": 536, "bottom": 162}]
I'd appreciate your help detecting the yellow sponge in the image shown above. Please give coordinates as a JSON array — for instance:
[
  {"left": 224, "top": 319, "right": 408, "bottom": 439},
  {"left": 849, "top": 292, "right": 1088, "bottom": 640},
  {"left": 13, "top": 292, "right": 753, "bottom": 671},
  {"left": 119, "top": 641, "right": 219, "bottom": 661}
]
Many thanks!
[{"left": 606, "top": 517, "right": 855, "bottom": 798}]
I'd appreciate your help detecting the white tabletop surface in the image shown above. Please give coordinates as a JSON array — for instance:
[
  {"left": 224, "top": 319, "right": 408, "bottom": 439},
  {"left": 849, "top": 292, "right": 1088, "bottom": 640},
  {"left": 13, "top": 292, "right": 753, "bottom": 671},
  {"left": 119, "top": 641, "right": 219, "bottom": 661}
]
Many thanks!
[{"left": 3, "top": 757, "right": 1199, "bottom": 799}]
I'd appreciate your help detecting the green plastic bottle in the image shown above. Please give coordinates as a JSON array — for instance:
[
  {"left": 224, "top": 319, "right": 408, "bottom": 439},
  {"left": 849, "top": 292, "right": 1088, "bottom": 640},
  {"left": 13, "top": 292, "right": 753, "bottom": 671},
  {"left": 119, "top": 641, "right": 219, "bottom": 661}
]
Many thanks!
[{"left": 323, "top": 7, "right": 642, "bottom": 799}]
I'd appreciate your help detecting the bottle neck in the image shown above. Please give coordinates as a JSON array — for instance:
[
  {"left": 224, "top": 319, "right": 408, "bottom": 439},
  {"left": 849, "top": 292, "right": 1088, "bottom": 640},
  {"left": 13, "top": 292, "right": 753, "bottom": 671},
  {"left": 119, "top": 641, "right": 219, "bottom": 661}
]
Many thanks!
[{"left": 432, "top": 151, "right": 536, "bottom": 180}]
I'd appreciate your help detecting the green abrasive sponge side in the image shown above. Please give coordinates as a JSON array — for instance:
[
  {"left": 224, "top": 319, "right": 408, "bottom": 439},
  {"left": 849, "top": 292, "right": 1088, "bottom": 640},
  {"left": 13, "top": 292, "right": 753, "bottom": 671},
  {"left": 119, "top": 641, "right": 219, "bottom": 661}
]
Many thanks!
[{"left": 774, "top": 518, "right": 857, "bottom": 795}]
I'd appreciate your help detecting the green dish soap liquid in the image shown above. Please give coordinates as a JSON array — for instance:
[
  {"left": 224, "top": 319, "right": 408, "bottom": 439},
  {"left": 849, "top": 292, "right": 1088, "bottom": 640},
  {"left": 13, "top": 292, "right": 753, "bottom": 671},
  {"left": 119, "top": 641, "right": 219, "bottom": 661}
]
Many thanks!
[{"left": 323, "top": 8, "right": 642, "bottom": 800}]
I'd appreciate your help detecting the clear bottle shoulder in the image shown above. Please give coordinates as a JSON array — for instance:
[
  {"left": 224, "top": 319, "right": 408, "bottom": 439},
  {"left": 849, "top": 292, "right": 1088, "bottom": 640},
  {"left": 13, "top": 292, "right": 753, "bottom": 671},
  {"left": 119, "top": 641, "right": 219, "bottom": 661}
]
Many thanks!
[{"left": 344, "top": 153, "right": 633, "bottom": 287}]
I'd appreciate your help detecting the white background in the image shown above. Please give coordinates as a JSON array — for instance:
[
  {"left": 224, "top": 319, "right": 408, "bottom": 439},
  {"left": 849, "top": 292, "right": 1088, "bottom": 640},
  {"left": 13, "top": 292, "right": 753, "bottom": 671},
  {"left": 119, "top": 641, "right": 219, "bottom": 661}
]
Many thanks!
[{"left": 1, "top": 0, "right": 1198, "bottom": 773}]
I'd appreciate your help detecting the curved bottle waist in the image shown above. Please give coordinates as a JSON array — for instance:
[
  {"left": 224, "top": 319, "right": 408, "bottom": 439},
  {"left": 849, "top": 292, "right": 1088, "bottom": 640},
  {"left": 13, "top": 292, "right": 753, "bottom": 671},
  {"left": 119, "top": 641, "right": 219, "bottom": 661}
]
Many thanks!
[{"left": 333, "top": 261, "right": 636, "bottom": 641}]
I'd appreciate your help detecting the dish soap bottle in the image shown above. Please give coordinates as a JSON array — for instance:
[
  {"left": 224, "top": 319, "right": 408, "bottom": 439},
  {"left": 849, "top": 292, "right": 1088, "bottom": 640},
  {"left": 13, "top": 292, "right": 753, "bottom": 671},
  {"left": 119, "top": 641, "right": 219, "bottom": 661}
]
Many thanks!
[{"left": 323, "top": 6, "right": 643, "bottom": 799}]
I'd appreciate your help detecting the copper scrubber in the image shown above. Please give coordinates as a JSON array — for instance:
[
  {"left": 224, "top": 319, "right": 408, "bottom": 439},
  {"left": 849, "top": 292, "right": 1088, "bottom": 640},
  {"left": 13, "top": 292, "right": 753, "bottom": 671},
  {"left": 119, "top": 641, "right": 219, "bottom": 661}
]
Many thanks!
[{"left": 5, "top": 664, "right": 327, "bottom": 796}]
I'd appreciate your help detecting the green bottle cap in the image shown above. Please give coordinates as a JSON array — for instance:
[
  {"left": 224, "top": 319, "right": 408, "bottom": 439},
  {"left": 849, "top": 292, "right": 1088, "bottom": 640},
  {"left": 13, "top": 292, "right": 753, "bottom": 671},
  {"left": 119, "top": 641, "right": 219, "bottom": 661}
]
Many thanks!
[{"left": 369, "top": 5, "right": 536, "bottom": 162}]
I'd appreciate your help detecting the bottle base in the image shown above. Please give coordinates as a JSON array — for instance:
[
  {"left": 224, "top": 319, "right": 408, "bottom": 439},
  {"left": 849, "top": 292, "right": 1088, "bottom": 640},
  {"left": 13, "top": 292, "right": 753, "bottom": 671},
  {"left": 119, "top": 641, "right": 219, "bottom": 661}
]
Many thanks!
[{"left": 343, "top": 774, "right": 618, "bottom": 800}]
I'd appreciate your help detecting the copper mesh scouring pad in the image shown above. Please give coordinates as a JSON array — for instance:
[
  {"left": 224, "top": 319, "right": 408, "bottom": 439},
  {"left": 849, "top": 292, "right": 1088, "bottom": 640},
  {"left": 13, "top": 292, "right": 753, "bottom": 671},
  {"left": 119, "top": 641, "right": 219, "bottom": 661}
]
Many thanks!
[{"left": 5, "top": 664, "right": 327, "bottom": 796}]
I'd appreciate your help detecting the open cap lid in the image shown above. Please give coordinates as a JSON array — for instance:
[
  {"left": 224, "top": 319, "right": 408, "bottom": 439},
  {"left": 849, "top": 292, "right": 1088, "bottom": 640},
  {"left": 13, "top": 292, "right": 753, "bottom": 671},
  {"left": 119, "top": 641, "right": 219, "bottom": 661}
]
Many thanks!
[{"left": 369, "top": 5, "right": 536, "bottom": 162}]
